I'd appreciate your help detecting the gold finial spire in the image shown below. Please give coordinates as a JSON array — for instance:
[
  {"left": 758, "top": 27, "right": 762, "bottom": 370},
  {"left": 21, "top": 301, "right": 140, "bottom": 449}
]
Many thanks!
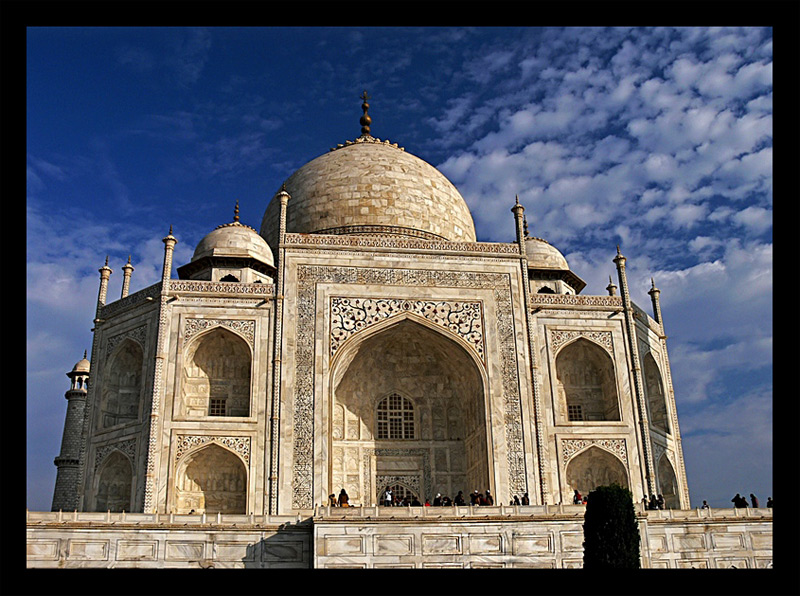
[
  {"left": 359, "top": 90, "right": 372, "bottom": 137},
  {"left": 234, "top": 200, "right": 240, "bottom": 222},
  {"left": 523, "top": 215, "right": 529, "bottom": 238}
]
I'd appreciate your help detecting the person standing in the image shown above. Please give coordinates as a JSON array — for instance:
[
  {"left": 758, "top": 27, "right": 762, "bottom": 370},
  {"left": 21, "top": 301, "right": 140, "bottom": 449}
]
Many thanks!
[
  {"left": 750, "top": 493, "right": 759, "bottom": 508},
  {"left": 701, "top": 500, "right": 710, "bottom": 509},
  {"left": 338, "top": 488, "right": 349, "bottom": 507},
  {"left": 383, "top": 488, "right": 392, "bottom": 507}
]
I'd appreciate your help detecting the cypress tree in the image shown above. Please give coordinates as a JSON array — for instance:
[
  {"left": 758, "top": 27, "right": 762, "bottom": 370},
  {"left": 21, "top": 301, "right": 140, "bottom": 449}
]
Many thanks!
[{"left": 582, "top": 483, "right": 641, "bottom": 568}]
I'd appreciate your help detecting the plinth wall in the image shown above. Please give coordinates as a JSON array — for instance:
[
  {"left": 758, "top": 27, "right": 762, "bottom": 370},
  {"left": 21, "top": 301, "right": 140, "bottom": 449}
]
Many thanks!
[{"left": 26, "top": 505, "right": 772, "bottom": 569}]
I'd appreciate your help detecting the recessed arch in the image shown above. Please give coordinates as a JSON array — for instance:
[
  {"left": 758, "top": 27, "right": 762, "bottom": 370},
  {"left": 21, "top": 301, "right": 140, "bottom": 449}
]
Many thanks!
[
  {"left": 99, "top": 338, "right": 144, "bottom": 429},
  {"left": 643, "top": 351, "right": 670, "bottom": 434},
  {"left": 93, "top": 450, "right": 133, "bottom": 512},
  {"left": 564, "top": 445, "right": 629, "bottom": 501},
  {"left": 181, "top": 326, "right": 252, "bottom": 417},
  {"left": 555, "top": 337, "right": 620, "bottom": 422},
  {"left": 657, "top": 452, "right": 680, "bottom": 509},
  {"left": 329, "top": 315, "right": 491, "bottom": 505},
  {"left": 173, "top": 443, "right": 247, "bottom": 514}
]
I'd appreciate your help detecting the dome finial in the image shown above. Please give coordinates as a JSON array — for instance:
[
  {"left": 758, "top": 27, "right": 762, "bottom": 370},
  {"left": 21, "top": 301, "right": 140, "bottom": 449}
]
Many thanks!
[
  {"left": 359, "top": 90, "right": 372, "bottom": 137},
  {"left": 234, "top": 200, "right": 240, "bottom": 223}
]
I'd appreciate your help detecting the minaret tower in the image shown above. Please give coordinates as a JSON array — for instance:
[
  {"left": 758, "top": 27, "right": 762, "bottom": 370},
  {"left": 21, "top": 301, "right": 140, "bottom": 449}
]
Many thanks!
[
  {"left": 52, "top": 352, "right": 90, "bottom": 511},
  {"left": 121, "top": 256, "right": 134, "bottom": 299}
]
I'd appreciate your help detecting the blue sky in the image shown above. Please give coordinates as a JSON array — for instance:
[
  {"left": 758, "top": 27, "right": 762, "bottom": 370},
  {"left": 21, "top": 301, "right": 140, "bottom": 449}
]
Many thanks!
[{"left": 26, "top": 26, "right": 776, "bottom": 511}]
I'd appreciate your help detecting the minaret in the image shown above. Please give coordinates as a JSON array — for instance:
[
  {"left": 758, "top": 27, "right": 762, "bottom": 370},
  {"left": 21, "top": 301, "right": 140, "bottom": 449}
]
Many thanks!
[
  {"left": 606, "top": 275, "right": 617, "bottom": 296},
  {"left": 96, "top": 257, "right": 112, "bottom": 321},
  {"left": 648, "top": 278, "right": 662, "bottom": 329},
  {"left": 52, "top": 352, "right": 90, "bottom": 511},
  {"left": 121, "top": 256, "right": 134, "bottom": 299},
  {"left": 512, "top": 195, "right": 548, "bottom": 504},
  {"left": 614, "top": 246, "right": 656, "bottom": 496},
  {"left": 142, "top": 226, "right": 178, "bottom": 513},
  {"left": 161, "top": 225, "right": 178, "bottom": 285},
  {"left": 269, "top": 185, "right": 291, "bottom": 513}
]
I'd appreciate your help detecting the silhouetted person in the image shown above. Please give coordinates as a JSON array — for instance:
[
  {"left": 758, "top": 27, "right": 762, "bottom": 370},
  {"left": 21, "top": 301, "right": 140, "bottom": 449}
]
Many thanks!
[
  {"left": 766, "top": 497, "right": 773, "bottom": 508},
  {"left": 521, "top": 493, "right": 530, "bottom": 505},
  {"left": 338, "top": 488, "right": 349, "bottom": 507},
  {"left": 750, "top": 493, "right": 759, "bottom": 508}
]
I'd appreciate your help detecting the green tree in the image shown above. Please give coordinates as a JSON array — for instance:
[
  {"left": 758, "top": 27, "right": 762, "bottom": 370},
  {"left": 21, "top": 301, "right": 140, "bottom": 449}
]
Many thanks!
[{"left": 582, "top": 483, "right": 641, "bottom": 568}]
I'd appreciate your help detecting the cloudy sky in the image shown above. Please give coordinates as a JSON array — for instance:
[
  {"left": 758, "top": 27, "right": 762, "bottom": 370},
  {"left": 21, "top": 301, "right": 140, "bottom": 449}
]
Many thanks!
[{"left": 26, "top": 26, "right": 776, "bottom": 510}]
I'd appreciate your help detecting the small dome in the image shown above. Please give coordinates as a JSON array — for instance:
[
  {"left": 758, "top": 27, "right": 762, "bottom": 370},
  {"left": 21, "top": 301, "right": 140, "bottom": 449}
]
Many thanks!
[
  {"left": 193, "top": 221, "right": 275, "bottom": 268},
  {"left": 525, "top": 237, "right": 570, "bottom": 270},
  {"left": 71, "top": 352, "right": 90, "bottom": 374},
  {"left": 260, "top": 138, "right": 477, "bottom": 248}
]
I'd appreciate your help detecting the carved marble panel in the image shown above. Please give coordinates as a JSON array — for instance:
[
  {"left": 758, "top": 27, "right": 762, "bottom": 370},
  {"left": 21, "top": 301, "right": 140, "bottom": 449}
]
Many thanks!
[
  {"left": 330, "top": 297, "right": 485, "bottom": 361},
  {"left": 183, "top": 318, "right": 255, "bottom": 349}
]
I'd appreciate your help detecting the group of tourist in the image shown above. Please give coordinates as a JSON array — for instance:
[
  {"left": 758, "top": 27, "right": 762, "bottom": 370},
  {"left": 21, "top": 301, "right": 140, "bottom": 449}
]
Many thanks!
[
  {"left": 327, "top": 488, "right": 773, "bottom": 511},
  {"left": 383, "top": 488, "right": 498, "bottom": 507},
  {"left": 642, "top": 494, "right": 668, "bottom": 510},
  {"left": 325, "top": 488, "right": 535, "bottom": 507},
  {"left": 731, "top": 493, "right": 771, "bottom": 508}
]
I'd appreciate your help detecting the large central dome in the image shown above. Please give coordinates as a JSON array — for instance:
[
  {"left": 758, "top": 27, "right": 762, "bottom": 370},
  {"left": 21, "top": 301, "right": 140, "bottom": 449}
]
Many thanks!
[{"left": 260, "top": 136, "right": 477, "bottom": 249}]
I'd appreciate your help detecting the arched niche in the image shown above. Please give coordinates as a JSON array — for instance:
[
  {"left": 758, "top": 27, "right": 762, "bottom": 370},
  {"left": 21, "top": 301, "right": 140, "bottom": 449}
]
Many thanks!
[
  {"left": 99, "top": 339, "right": 144, "bottom": 429},
  {"left": 565, "top": 446, "right": 628, "bottom": 500},
  {"left": 94, "top": 450, "right": 133, "bottom": 512},
  {"left": 644, "top": 352, "right": 670, "bottom": 434},
  {"left": 555, "top": 338, "right": 620, "bottom": 422},
  {"left": 657, "top": 453, "right": 680, "bottom": 509},
  {"left": 174, "top": 443, "right": 247, "bottom": 514},
  {"left": 329, "top": 316, "right": 490, "bottom": 505},
  {"left": 181, "top": 327, "right": 252, "bottom": 417}
]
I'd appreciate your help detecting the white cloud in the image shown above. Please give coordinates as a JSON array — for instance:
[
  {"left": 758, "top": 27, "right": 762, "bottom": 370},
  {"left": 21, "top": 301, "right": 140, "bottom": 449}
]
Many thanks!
[{"left": 732, "top": 205, "right": 772, "bottom": 235}]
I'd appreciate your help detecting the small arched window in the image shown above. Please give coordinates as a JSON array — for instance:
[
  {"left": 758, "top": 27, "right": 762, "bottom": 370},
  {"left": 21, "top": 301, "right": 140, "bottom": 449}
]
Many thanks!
[
  {"left": 538, "top": 286, "right": 556, "bottom": 294},
  {"left": 220, "top": 274, "right": 240, "bottom": 282},
  {"left": 376, "top": 393, "right": 415, "bottom": 439}
]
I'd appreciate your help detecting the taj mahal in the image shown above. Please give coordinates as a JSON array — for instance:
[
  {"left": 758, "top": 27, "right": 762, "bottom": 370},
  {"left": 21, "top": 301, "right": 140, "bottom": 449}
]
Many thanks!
[{"left": 27, "top": 94, "right": 772, "bottom": 569}]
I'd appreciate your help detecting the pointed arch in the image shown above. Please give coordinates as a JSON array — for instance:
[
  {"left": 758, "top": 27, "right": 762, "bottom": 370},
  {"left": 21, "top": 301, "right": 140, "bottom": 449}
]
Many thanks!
[
  {"left": 174, "top": 443, "right": 247, "bottom": 514},
  {"left": 181, "top": 326, "right": 252, "bottom": 417},
  {"left": 94, "top": 450, "right": 133, "bottom": 512},
  {"left": 99, "top": 338, "right": 144, "bottom": 429},
  {"left": 565, "top": 445, "right": 629, "bottom": 501},
  {"left": 555, "top": 337, "right": 620, "bottom": 422},
  {"left": 643, "top": 351, "right": 670, "bottom": 433},
  {"left": 656, "top": 452, "right": 680, "bottom": 509},
  {"left": 329, "top": 315, "right": 491, "bottom": 505}
]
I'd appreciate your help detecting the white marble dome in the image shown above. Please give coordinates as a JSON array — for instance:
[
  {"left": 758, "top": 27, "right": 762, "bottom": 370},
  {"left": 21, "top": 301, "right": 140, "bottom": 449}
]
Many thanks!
[
  {"left": 260, "top": 137, "right": 477, "bottom": 249},
  {"left": 70, "top": 354, "right": 90, "bottom": 374},
  {"left": 524, "top": 236, "right": 570, "bottom": 270},
  {"left": 193, "top": 220, "right": 275, "bottom": 269}
]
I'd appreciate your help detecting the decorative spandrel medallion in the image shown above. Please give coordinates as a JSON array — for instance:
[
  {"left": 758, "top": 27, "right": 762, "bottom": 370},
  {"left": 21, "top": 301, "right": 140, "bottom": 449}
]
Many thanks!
[{"left": 330, "top": 297, "right": 485, "bottom": 362}]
